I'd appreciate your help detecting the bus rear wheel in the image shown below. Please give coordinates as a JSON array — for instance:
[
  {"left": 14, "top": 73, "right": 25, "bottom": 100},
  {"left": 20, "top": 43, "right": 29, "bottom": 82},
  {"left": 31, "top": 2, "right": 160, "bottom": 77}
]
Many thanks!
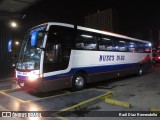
[
  {"left": 138, "top": 66, "right": 143, "bottom": 76},
  {"left": 72, "top": 73, "right": 86, "bottom": 91}
]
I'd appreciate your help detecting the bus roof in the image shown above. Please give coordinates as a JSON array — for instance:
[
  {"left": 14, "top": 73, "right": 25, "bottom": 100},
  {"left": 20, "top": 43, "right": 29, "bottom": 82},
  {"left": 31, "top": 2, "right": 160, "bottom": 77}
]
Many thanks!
[
  {"left": 77, "top": 26, "right": 150, "bottom": 44},
  {"left": 34, "top": 22, "right": 150, "bottom": 44}
]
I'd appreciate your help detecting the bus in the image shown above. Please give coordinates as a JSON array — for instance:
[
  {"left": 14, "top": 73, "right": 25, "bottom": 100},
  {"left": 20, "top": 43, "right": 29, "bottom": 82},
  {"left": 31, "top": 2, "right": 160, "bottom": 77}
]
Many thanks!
[{"left": 15, "top": 22, "right": 152, "bottom": 92}]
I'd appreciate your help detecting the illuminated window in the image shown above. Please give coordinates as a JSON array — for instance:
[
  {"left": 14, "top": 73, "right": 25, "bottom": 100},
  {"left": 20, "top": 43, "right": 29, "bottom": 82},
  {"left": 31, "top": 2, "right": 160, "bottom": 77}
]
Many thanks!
[{"left": 75, "top": 31, "right": 97, "bottom": 50}]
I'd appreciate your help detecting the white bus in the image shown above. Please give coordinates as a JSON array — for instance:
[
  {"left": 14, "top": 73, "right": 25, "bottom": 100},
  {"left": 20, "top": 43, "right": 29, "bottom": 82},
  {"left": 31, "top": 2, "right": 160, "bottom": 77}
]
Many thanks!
[{"left": 16, "top": 22, "right": 152, "bottom": 92}]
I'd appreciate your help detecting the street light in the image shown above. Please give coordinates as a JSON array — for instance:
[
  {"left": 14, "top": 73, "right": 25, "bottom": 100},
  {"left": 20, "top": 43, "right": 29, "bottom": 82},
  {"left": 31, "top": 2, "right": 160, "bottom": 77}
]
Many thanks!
[
  {"left": 15, "top": 41, "right": 19, "bottom": 45},
  {"left": 10, "top": 21, "right": 17, "bottom": 28}
]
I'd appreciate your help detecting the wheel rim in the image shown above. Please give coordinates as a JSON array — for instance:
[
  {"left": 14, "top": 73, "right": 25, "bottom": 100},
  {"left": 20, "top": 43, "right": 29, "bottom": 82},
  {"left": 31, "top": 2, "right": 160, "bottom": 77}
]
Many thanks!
[
  {"left": 75, "top": 76, "right": 84, "bottom": 88},
  {"left": 139, "top": 67, "right": 143, "bottom": 75}
]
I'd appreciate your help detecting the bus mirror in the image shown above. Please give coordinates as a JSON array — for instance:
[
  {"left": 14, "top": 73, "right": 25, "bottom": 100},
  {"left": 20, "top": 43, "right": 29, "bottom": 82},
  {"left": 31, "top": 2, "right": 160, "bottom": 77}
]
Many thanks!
[
  {"left": 8, "top": 40, "right": 12, "bottom": 52},
  {"left": 31, "top": 31, "right": 38, "bottom": 47}
]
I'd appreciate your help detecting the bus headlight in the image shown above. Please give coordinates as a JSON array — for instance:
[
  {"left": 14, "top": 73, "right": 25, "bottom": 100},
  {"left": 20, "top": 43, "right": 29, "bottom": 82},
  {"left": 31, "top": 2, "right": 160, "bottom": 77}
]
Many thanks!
[{"left": 28, "top": 73, "right": 39, "bottom": 81}]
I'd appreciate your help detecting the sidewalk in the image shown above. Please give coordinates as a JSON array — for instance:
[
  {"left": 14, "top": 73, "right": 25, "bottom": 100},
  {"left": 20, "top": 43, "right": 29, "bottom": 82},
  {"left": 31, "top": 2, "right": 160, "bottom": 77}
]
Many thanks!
[
  {"left": 0, "top": 77, "right": 16, "bottom": 81},
  {"left": 0, "top": 76, "right": 16, "bottom": 90}
]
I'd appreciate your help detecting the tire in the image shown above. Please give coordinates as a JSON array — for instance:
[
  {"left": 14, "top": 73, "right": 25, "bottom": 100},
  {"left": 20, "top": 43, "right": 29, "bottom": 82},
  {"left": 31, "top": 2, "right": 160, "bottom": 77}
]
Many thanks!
[
  {"left": 18, "top": 80, "right": 25, "bottom": 88},
  {"left": 138, "top": 66, "right": 143, "bottom": 76},
  {"left": 18, "top": 82, "right": 24, "bottom": 87},
  {"left": 72, "top": 73, "right": 86, "bottom": 91}
]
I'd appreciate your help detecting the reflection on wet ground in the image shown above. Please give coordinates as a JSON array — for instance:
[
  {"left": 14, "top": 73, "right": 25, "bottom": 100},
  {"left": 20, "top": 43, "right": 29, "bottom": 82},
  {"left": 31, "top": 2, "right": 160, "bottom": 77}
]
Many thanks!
[{"left": 0, "top": 80, "right": 106, "bottom": 119}]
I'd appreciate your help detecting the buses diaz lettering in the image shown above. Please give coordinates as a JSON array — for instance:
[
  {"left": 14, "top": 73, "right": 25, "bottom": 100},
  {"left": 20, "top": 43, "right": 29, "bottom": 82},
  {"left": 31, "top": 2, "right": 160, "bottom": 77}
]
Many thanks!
[{"left": 99, "top": 55, "right": 125, "bottom": 62}]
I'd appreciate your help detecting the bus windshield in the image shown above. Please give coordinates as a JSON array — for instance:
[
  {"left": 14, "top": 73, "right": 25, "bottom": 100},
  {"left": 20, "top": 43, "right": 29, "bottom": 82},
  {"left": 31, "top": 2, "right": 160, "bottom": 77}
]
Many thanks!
[{"left": 17, "top": 31, "right": 45, "bottom": 70}]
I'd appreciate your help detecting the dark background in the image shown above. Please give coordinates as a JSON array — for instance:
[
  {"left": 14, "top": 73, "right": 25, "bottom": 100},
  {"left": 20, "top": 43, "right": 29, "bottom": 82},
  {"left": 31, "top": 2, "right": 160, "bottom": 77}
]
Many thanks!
[
  {"left": 13, "top": 0, "right": 160, "bottom": 46},
  {"left": 1, "top": 0, "right": 160, "bottom": 77},
  {"left": 22, "top": 0, "right": 160, "bottom": 35},
  {"left": 4, "top": 0, "right": 158, "bottom": 44}
]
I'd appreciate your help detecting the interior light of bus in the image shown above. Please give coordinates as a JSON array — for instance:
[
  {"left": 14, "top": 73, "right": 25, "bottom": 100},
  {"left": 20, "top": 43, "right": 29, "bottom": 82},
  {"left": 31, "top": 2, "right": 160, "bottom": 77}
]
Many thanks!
[
  {"left": 158, "top": 56, "right": 160, "bottom": 59},
  {"left": 129, "top": 45, "right": 134, "bottom": 47},
  {"left": 102, "top": 38, "right": 110, "bottom": 40},
  {"left": 119, "top": 41, "right": 125, "bottom": 43},
  {"left": 81, "top": 34, "right": 93, "bottom": 38},
  {"left": 54, "top": 32, "right": 57, "bottom": 35}
]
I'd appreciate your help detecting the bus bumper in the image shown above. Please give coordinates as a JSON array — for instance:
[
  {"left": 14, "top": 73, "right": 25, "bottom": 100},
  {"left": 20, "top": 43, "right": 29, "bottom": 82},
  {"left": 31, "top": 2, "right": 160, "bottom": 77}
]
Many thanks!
[{"left": 17, "top": 78, "right": 44, "bottom": 92}]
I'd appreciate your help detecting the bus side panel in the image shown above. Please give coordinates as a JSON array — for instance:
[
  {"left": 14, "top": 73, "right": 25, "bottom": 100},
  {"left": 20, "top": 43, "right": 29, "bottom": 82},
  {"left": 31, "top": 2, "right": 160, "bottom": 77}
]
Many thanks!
[
  {"left": 41, "top": 77, "right": 71, "bottom": 92},
  {"left": 71, "top": 50, "right": 152, "bottom": 83},
  {"left": 41, "top": 50, "right": 152, "bottom": 92},
  {"left": 88, "top": 67, "right": 137, "bottom": 83}
]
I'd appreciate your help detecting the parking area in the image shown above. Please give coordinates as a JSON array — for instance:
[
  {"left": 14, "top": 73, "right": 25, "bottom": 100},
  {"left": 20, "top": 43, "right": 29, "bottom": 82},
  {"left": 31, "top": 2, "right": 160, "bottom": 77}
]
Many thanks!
[{"left": 0, "top": 64, "right": 160, "bottom": 120}]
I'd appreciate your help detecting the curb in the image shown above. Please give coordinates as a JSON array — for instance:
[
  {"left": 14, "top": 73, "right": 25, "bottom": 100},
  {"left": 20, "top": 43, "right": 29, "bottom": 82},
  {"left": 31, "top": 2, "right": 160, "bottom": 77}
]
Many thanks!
[
  {"left": 151, "top": 107, "right": 160, "bottom": 113},
  {"left": 105, "top": 98, "right": 131, "bottom": 108},
  {"left": 54, "top": 92, "right": 112, "bottom": 116}
]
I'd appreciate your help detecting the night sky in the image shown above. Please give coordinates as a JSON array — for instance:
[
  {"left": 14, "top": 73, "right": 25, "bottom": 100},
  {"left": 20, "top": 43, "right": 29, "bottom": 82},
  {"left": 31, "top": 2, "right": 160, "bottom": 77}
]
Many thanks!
[{"left": 19, "top": 0, "right": 160, "bottom": 40}]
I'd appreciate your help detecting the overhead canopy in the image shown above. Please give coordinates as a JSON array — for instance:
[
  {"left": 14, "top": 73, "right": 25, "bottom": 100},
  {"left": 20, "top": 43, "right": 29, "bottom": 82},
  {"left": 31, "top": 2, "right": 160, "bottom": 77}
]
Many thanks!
[{"left": 0, "top": 0, "right": 42, "bottom": 20}]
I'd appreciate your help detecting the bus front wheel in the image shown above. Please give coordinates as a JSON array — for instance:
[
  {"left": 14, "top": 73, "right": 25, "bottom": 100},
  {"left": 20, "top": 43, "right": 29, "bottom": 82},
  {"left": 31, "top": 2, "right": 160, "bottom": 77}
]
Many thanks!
[
  {"left": 72, "top": 73, "right": 86, "bottom": 91},
  {"left": 18, "top": 80, "right": 25, "bottom": 88}
]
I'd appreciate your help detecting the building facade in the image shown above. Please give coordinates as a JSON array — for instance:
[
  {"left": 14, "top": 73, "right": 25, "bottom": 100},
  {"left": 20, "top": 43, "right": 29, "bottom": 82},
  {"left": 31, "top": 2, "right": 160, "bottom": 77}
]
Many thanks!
[{"left": 84, "top": 8, "right": 119, "bottom": 32}]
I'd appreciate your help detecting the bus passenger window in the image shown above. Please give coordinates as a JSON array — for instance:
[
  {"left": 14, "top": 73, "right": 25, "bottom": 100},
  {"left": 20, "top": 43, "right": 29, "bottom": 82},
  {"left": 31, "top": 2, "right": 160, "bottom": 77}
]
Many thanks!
[
  {"left": 137, "top": 42, "right": 145, "bottom": 53},
  {"left": 99, "top": 36, "right": 114, "bottom": 51},
  {"left": 75, "top": 31, "right": 97, "bottom": 50},
  {"left": 128, "top": 41, "right": 137, "bottom": 52},
  {"left": 144, "top": 43, "right": 152, "bottom": 53},
  {"left": 114, "top": 39, "right": 127, "bottom": 52},
  {"left": 76, "top": 42, "right": 84, "bottom": 49}
]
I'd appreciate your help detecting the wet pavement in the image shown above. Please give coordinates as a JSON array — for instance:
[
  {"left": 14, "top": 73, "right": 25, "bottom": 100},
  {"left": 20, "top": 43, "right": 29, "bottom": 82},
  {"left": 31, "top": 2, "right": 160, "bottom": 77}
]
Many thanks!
[
  {"left": 64, "top": 64, "right": 160, "bottom": 119},
  {"left": 0, "top": 77, "right": 107, "bottom": 120}
]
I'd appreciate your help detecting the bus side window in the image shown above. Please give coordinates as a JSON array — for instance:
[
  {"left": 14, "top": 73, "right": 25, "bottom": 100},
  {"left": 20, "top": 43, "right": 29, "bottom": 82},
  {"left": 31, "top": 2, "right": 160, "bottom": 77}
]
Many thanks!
[
  {"left": 114, "top": 38, "right": 128, "bottom": 52},
  {"left": 75, "top": 31, "right": 97, "bottom": 50},
  {"left": 128, "top": 41, "right": 138, "bottom": 53},
  {"left": 137, "top": 42, "right": 145, "bottom": 53},
  {"left": 144, "top": 43, "right": 152, "bottom": 53},
  {"left": 99, "top": 36, "right": 114, "bottom": 51}
]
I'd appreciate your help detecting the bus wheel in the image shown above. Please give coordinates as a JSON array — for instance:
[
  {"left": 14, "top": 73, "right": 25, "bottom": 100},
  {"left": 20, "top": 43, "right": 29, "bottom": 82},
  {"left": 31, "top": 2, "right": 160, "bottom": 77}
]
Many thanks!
[
  {"left": 72, "top": 73, "right": 86, "bottom": 91},
  {"left": 18, "top": 81, "right": 25, "bottom": 88},
  {"left": 138, "top": 66, "right": 143, "bottom": 76}
]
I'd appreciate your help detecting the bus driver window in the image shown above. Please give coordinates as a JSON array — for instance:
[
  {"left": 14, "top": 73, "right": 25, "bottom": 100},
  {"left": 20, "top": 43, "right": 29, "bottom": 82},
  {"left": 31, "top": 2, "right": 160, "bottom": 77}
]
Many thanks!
[
  {"left": 45, "top": 44, "right": 62, "bottom": 63},
  {"left": 46, "top": 49, "right": 55, "bottom": 62}
]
